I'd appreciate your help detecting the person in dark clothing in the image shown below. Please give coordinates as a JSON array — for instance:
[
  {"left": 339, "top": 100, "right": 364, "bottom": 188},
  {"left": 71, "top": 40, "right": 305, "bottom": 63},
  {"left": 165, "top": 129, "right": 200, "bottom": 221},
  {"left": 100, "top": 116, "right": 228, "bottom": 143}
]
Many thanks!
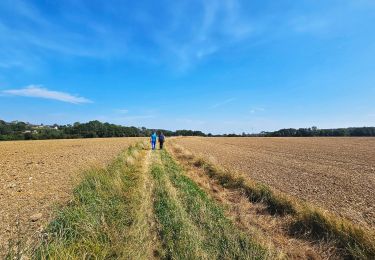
[{"left": 158, "top": 132, "right": 165, "bottom": 149}]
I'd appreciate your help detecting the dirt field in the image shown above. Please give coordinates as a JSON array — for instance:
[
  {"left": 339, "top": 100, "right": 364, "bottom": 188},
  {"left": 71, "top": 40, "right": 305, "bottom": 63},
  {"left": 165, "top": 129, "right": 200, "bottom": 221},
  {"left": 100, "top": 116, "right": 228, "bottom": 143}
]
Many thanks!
[
  {"left": 0, "top": 138, "right": 142, "bottom": 254},
  {"left": 171, "top": 137, "right": 375, "bottom": 230}
]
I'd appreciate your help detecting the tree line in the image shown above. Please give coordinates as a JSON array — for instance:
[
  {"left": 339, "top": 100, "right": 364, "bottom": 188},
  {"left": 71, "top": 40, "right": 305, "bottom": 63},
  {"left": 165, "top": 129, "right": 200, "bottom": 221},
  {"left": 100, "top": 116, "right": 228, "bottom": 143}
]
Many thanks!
[
  {"left": 214, "top": 127, "right": 375, "bottom": 137},
  {"left": 260, "top": 126, "right": 375, "bottom": 137},
  {"left": 1, "top": 120, "right": 374, "bottom": 141},
  {"left": 0, "top": 120, "right": 205, "bottom": 141}
]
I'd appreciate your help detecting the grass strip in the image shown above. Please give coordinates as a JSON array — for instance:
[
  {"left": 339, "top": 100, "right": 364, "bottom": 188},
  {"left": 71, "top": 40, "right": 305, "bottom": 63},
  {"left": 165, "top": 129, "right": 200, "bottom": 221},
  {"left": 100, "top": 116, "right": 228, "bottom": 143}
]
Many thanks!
[
  {"left": 171, "top": 144, "right": 375, "bottom": 259},
  {"left": 31, "top": 142, "right": 153, "bottom": 259},
  {"left": 151, "top": 150, "right": 269, "bottom": 259},
  {"left": 151, "top": 163, "right": 208, "bottom": 259}
]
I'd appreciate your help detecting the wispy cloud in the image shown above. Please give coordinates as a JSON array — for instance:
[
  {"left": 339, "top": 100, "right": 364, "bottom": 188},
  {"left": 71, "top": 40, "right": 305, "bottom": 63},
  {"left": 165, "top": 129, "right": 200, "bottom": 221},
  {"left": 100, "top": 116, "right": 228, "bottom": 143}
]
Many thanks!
[
  {"left": 250, "top": 107, "right": 265, "bottom": 114},
  {"left": 151, "top": 0, "right": 254, "bottom": 70},
  {"left": 0, "top": 0, "right": 369, "bottom": 73},
  {"left": 2, "top": 85, "right": 92, "bottom": 104},
  {"left": 210, "top": 98, "right": 236, "bottom": 109},
  {"left": 115, "top": 109, "right": 129, "bottom": 114},
  {"left": 0, "top": 0, "right": 128, "bottom": 70}
]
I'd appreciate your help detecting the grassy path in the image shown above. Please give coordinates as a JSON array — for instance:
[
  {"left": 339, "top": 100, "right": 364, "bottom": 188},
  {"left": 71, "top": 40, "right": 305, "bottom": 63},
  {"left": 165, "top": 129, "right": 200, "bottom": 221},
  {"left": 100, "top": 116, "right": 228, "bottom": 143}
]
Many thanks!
[
  {"left": 13, "top": 143, "right": 270, "bottom": 259},
  {"left": 150, "top": 149, "right": 269, "bottom": 259}
]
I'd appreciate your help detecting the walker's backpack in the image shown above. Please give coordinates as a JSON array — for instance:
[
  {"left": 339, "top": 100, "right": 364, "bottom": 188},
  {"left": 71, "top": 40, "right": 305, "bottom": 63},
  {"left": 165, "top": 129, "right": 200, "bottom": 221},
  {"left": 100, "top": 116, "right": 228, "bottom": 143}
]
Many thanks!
[{"left": 159, "top": 135, "right": 165, "bottom": 142}]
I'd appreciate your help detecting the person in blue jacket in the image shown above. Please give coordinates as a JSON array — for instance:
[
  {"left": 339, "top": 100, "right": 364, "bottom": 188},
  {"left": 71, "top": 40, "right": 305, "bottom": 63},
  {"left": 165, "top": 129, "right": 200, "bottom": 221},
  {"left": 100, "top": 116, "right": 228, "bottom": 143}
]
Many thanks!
[{"left": 150, "top": 132, "right": 157, "bottom": 150}]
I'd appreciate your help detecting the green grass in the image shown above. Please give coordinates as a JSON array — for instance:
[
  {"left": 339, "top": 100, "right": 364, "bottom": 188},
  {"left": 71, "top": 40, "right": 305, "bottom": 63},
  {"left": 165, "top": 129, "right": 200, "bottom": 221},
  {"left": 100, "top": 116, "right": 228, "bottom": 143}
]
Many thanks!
[
  {"left": 151, "top": 150, "right": 270, "bottom": 259},
  {"left": 31, "top": 143, "right": 154, "bottom": 260},
  {"left": 172, "top": 145, "right": 375, "bottom": 260},
  {"left": 152, "top": 164, "right": 206, "bottom": 259}
]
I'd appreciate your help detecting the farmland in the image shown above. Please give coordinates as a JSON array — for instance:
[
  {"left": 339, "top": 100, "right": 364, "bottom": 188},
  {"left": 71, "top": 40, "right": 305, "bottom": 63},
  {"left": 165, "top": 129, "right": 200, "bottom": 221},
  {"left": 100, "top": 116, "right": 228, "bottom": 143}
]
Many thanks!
[
  {"left": 1, "top": 137, "right": 375, "bottom": 259},
  {"left": 0, "top": 138, "right": 143, "bottom": 255},
  {"left": 4, "top": 141, "right": 273, "bottom": 259},
  {"left": 171, "top": 137, "right": 375, "bottom": 230}
]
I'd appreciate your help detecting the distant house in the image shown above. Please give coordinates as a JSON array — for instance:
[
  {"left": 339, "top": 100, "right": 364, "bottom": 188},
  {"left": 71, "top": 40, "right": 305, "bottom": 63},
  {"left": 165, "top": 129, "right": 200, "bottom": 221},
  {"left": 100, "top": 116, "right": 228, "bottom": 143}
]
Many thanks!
[{"left": 22, "top": 130, "right": 38, "bottom": 134}]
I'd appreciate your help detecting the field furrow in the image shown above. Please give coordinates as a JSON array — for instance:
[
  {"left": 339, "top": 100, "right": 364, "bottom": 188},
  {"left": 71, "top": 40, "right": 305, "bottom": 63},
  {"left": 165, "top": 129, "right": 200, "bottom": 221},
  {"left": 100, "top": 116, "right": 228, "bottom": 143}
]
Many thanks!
[
  {"left": 168, "top": 140, "right": 375, "bottom": 259},
  {"left": 172, "top": 137, "right": 375, "bottom": 230}
]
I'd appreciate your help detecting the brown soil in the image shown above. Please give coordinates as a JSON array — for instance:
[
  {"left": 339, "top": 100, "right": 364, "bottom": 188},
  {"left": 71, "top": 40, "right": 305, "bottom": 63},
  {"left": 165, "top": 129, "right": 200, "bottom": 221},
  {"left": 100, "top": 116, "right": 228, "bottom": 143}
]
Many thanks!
[
  {"left": 171, "top": 137, "right": 375, "bottom": 231},
  {"left": 0, "top": 137, "right": 143, "bottom": 256}
]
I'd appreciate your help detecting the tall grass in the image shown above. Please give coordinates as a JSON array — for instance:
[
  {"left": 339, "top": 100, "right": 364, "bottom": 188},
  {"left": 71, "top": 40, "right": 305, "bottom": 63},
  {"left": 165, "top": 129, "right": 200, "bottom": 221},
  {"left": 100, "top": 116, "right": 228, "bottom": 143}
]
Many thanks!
[
  {"left": 151, "top": 150, "right": 270, "bottom": 259},
  {"left": 31, "top": 143, "right": 154, "bottom": 259},
  {"left": 171, "top": 144, "right": 375, "bottom": 259}
]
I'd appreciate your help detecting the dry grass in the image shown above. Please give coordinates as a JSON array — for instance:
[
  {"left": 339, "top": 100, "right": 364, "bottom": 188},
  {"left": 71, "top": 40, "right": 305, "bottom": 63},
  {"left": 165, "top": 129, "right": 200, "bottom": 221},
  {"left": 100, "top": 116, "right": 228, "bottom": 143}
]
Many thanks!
[
  {"left": 125, "top": 156, "right": 135, "bottom": 166},
  {"left": 173, "top": 155, "right": 328, "bottom": 259},
  {"left": 170, "top": 142, "right": 375, "bottom": 259}
]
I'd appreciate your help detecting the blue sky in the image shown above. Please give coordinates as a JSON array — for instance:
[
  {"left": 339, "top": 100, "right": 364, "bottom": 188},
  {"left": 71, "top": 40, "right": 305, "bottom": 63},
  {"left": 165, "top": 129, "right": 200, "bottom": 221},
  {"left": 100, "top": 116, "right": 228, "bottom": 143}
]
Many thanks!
[{"left": 0, "top": 0, "right": 374, "bottom": 134}]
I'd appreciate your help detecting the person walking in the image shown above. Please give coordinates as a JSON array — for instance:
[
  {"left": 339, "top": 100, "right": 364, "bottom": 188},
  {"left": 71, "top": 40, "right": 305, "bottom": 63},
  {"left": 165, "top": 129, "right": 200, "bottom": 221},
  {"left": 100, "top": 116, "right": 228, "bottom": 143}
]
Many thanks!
[
  {"left": 150, "top": 132, "right": 157, "bottom": 150},
  {"left": 159, "top": 132, "right": 165, "bottom": 149}
]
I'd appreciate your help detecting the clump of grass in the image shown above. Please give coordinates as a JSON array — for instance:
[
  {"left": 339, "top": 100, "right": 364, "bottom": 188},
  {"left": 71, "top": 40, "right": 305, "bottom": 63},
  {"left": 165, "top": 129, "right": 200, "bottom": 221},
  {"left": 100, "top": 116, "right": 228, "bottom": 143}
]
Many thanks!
[
  {"left": 125, "top": 156, "right": 135, "bottom": 166},
  {"left": 171, "top": 143, "right": 375, "bottom": 259},
  {"left": 136, "top": 141, "right": 146, "bottom": 150},
  {"left": 292, "top": 207, "right": 375, "bottom": 259},
  {"left": 131, "top": 149, "right": 140, "bottom": 159},
  {"left": 151, "top": 150, "right": 271, "bottom": 259},
  {"left": 32, "top": 144, "right": 153, "bottom": 259},
  {"left": 207, "top": 155, "right": 218, "bottom": 165},
  {"left": 181, "top": 150, "right": 194, "bottom": 160},
  {"left": 172, "top": 144, "right": 183, "bottom": 154}
]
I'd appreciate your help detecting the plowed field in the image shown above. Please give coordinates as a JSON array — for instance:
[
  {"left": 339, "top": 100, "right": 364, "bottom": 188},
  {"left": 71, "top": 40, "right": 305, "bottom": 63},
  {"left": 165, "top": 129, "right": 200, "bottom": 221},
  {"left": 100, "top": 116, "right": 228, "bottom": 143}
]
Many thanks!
[
  {"left": 172, "top": 137, "right": 375, "bottom": 230},
  {"left": 0, "top": 138, "right": 142, "bottom": 254}
]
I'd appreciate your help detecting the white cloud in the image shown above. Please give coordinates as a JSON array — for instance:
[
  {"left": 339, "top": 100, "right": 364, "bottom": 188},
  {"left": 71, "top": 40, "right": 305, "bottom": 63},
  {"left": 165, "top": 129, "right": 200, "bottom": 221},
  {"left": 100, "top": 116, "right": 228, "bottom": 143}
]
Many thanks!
[
  {"left": 210, "top": 98, "right": 236, "bottom": 109},
  {"left": 250, "top": 107, "right": 265, "bottom": 114},
  {"left": 2, "top": 85, "right": 92, "bottom": 104}
]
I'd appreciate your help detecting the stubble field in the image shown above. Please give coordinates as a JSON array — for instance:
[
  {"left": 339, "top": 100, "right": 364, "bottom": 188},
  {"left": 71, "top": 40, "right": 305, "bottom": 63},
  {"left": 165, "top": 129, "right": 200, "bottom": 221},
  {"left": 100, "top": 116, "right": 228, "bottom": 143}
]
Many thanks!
[
  {"left": 0, "top": 137, "right": 142, "bottom": 253},
  {"left": 172, "top": 137, "right": 375, "bottom": 230}
]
